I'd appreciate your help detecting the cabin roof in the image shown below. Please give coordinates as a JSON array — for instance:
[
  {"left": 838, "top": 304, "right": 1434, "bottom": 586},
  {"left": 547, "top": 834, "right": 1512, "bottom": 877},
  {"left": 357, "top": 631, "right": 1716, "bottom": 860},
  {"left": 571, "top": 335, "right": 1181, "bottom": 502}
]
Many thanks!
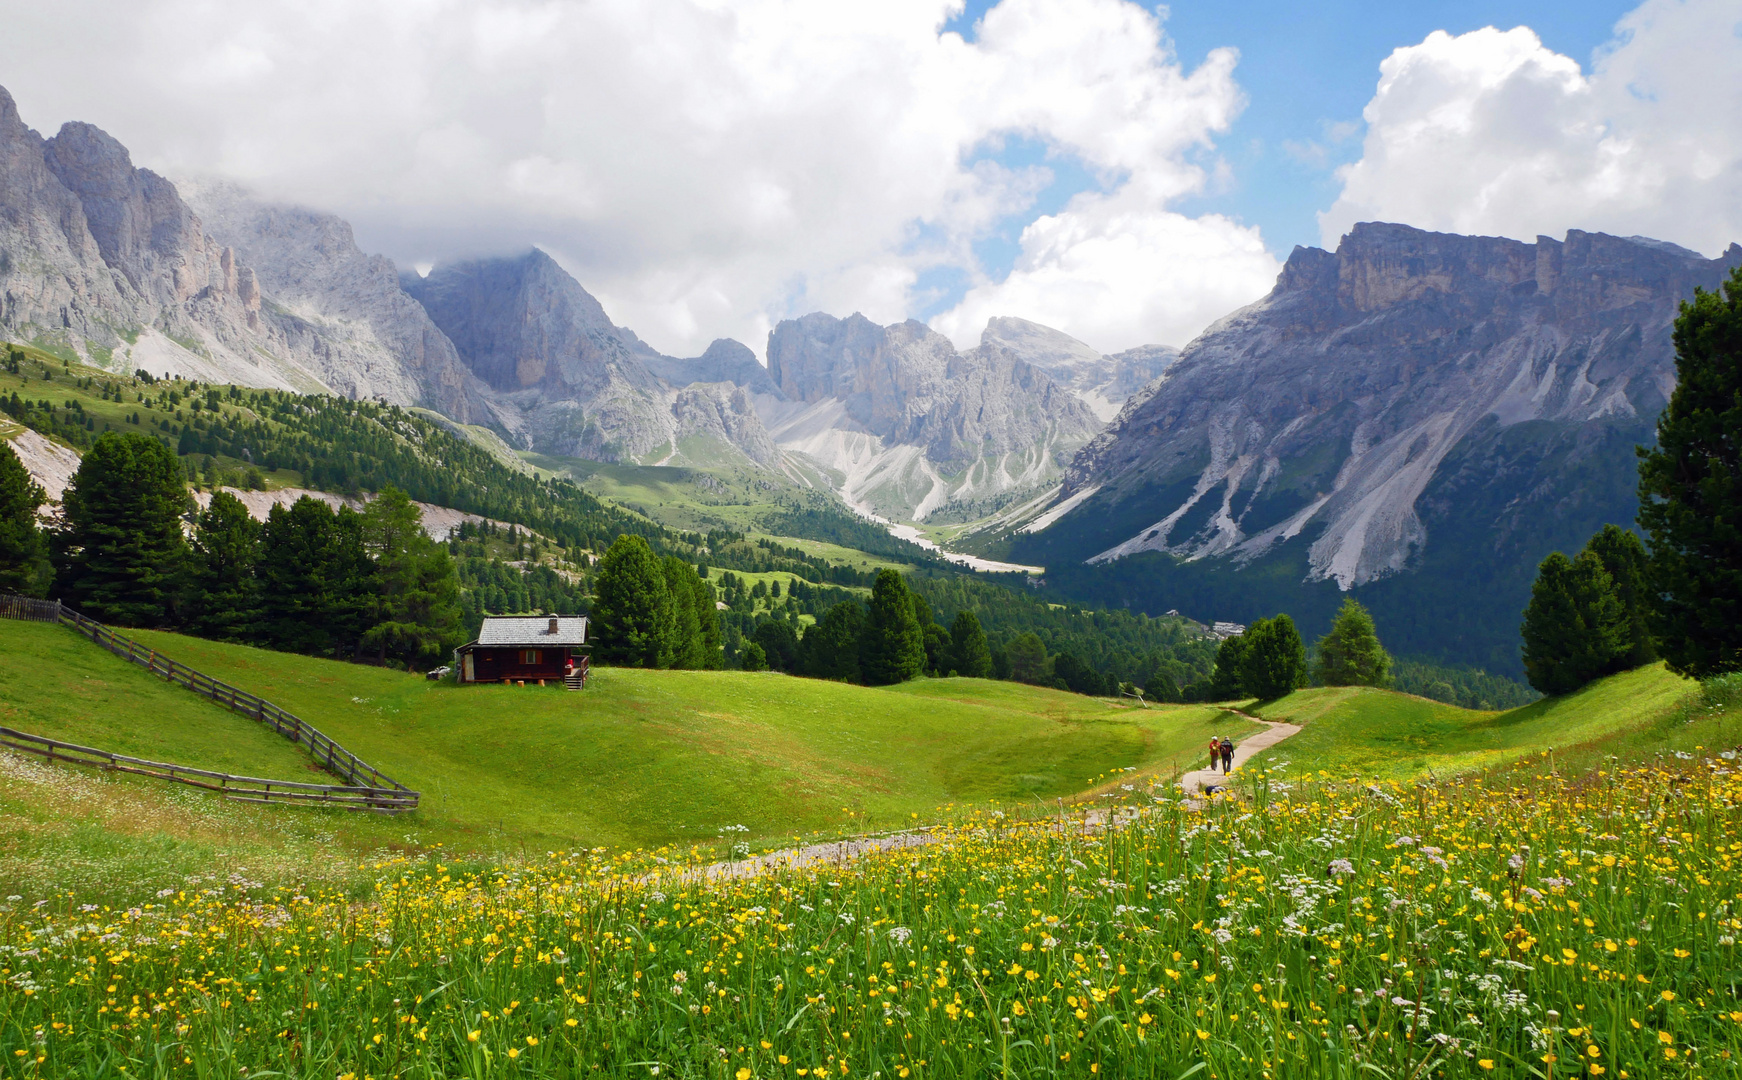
[{"left": 473, "top": 615, "right": 589, "bottom": 647}]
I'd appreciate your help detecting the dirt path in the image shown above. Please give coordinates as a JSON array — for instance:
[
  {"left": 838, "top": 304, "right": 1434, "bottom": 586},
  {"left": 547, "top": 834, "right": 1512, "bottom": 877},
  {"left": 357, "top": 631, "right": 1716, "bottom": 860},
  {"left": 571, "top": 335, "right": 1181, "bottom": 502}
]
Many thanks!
[{"left": 1178, "top": 718, "right": 1301, "bottom": 798}]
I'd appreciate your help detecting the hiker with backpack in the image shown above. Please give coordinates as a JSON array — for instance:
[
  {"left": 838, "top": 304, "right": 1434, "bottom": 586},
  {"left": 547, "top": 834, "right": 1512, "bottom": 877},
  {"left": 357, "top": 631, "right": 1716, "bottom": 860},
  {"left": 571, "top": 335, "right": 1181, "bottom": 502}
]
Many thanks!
[
  {"left": 1208, "top": 736, "right": 1222, "bottom": 772},
  {"left": 1219, "top": 736, "right": 1235, "bottom": 773}
]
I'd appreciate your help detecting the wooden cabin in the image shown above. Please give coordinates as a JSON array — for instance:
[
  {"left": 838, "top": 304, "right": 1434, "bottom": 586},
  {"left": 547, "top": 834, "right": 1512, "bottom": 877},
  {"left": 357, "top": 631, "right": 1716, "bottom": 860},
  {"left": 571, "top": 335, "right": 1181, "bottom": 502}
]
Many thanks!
[{"left": 455, "top": 615, "right": 590, "bottom": 688}]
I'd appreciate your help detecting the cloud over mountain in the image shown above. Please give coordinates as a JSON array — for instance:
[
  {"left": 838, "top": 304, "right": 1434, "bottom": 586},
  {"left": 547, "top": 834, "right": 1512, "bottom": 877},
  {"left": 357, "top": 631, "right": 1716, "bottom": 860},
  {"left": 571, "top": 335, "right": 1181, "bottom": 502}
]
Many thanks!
[
  {"left": 0, "top": 0, "right": 1277, "bottom": 358},
  {"left": 1322, "top": 0, "right": 1742, "bottom": 257}
]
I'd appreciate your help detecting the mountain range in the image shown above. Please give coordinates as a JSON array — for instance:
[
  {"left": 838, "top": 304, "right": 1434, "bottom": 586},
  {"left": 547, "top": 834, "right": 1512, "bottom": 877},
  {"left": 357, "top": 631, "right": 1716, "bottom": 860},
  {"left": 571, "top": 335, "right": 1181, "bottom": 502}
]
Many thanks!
[
  {"left": 1001, "top": 223, "right": 1742, "bottom": 673},
  {"left": 6, "top": 83, "right": 1738, "bottom": 676}
]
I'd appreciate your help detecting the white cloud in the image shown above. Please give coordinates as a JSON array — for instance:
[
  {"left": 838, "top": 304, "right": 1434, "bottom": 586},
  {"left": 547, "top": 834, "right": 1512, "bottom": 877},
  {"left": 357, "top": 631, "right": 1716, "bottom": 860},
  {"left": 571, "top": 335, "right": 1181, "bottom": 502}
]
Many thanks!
[
  {"left": 1322, "top": 0, "right": 1742, "bottom": 256},
  {"left": 0, "top": 0, "right": 1274, "bottom": 357}
]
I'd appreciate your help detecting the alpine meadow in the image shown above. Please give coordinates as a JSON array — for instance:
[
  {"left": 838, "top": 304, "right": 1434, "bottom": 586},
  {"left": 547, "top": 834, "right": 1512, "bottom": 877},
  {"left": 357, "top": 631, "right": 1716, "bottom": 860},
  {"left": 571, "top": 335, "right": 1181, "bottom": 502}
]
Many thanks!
[{"left": 3, "top": 6, "right": 1742, "bottom": 1078}]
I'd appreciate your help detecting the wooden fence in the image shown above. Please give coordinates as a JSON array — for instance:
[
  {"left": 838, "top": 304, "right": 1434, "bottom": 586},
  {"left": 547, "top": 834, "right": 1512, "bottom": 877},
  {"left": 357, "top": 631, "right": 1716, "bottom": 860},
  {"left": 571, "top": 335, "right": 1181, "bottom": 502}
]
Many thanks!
[{"left": 0, "top": 593, "right": 418, "bottom": 812}]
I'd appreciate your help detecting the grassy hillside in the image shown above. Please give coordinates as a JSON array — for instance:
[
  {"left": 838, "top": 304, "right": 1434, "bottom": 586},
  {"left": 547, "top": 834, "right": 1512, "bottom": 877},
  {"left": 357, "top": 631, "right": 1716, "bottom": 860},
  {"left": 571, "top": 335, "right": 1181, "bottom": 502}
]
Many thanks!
[
  {"left": 1247, "top": 662, "right": 1698, "bottom": 779},
  {"left": 0, "top": 619, "right": 1256, "bottom": 852}
]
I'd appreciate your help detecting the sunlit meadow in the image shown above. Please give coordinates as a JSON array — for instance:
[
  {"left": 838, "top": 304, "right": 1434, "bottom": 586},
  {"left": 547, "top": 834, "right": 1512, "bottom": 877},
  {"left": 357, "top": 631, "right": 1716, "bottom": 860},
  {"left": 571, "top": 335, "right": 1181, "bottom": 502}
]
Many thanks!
[{"left": 6, "top": 714, "right": 1742, "bottom": 1080}]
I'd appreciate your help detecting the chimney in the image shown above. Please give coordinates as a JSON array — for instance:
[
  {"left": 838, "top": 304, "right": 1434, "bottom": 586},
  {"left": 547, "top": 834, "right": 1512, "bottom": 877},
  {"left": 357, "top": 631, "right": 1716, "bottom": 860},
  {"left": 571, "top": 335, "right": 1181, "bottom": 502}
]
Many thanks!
[{"left": 548, "top": 617, "right": 559, "bottom": 635}]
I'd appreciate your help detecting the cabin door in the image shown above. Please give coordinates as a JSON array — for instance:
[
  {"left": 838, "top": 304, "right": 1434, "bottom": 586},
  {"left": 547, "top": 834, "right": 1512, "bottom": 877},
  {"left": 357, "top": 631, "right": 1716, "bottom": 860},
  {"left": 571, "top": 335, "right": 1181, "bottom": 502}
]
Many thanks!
[{"left": 462, "top": 654, "right": 474, "bottom": 682}]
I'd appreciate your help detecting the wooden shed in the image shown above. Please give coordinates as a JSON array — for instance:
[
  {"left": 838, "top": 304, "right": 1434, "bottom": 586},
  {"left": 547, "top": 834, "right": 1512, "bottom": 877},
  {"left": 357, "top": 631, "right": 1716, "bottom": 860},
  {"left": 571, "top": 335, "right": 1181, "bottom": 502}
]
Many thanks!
[{"left": 455, "top": 615, "right": 589, "bottom": 688}]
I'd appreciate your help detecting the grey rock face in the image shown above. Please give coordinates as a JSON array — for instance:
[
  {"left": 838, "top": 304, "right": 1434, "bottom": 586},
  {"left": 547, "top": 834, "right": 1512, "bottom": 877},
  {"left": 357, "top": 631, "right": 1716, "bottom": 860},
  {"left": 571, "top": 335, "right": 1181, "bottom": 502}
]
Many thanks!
[
  {"left": 1050, "top": 221, "right": 1742, "bottom": 587},
  {"left": 757, "top": 311, "right": 1100, "bottom": 521},
  {"left": 980, "top": 316, "right": 1177, "bottom": 422},
  {"left": 0, "top": 84, "right": 491, "bottom": 414},
  {"left": 768, "top": 312, "right": 1099, "bottom": 465},
  {"left": 643, "top": 338, "right": 782, "bottom": 398},
  {"left": 406, "top": 250, "right": 778, "bottom": 464},
  {"left": 181, "top": 181, "right": 493, "bottom": 422}
]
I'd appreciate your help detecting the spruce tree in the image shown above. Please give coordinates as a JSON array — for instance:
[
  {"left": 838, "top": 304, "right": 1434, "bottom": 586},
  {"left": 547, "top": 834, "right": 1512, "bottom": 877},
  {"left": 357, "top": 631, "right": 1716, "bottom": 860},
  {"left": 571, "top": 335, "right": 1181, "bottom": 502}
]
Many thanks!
[
  {"left": 1520, "top": 550, "right": 1627, "bottom": 695},
  {"left": 1637, "top": 264, "right": 1742, "bottom": 677},
  {"left": 590, "top": 534, "right": 675, "bottom": 667},
  {"left": 1582, "top": 524, "right": 1656, "bottom": 671},
  {"left": 948, "top": 610, "right": 994, "bottom": 678},
  {"left": 753, "top": 618, "right": 799, "bottom": 672},
  {"left": 860, "top": 568, "right": 925, "bottom": 685},
  {"left": 661, "top": 556, "right": 707, "bottom": 669},
  {"left": 690, "top": 571, "right": 723, "bottom": 668},
  {"left": 1239, "top": 614, "right": 1309, "bottom": 700},
  {"left": 799, "top": 600, "right": 865, "bottom": 681},
  {"left": 0, "top": 441, "right": 49, "bottom": 597},
  {"left": 187, "top": 491, "right": 261, "bottom": 642},
  {"left": 258, "top": 497, "right": 376, "bottom": 657},
  {"left": 1143, "top": 669, "right": 1181, "bottom": 704},
  {"left": 1314, "top": 597, "right": 1392, "bottom": 687},
  {"left": 1004, "top": 631, "right": 1049, "bottom": 684},
  {"left": 1207, "top": 633, "right": 1249, "bottom": 700},
  {"left": 358, "top": 487, "right": 464, "bottom": 668},
  {"left": 739, "top": 640, "right": 768, "bottom": 672},
  {"left": 52, "top": 431, "right": 188, "bottom": 625}
]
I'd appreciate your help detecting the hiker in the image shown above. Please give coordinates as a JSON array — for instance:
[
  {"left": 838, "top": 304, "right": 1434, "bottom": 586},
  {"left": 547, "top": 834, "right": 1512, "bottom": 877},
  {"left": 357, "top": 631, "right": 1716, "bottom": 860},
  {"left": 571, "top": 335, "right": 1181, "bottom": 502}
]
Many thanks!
[
  {"left": 1219, "top": 737, "right": 1235, "bottom": 773},
  {"left": 1208, "top": 736, "right": 1222, "bottom": 772}
]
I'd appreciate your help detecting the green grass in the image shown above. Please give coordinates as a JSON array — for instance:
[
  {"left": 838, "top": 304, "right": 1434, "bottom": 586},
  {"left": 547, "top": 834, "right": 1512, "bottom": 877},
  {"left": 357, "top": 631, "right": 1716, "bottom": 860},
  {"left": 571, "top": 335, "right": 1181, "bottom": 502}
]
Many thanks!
[
  {"left": 1, "top": 621, "right": 1255, "bottom": 857},
  {"left": 1247, "top": 662, "right": 1698, "bottom": 779}
]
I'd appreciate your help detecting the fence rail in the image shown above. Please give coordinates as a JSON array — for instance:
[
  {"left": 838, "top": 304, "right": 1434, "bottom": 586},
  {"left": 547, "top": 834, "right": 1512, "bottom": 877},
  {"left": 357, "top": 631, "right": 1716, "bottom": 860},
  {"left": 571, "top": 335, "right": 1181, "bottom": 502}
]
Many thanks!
[{"left": 0, "top": 594, "right": 418, "bottom": 813}]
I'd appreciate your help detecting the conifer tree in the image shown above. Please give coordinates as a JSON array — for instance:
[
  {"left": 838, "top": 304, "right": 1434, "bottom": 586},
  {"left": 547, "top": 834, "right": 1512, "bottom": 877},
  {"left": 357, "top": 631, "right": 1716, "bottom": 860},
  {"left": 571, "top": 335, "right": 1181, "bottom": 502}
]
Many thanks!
[
  {"left": 948, "top": 610, "right": 994, "bottom": 678},
  {"left": 1143, "top": 669, "right": 1181, "bottom": 704},
  {"left": 258, "top": 497, "right": 375, "bottom": 657},
  {"left": 753, "top": 618, "right": 799, "bottom": 672},
  {"left": 1638, "top": 265, "right": 1742, "bottom": 677},
  {"left": 359, "top": 487, "right": 463, "bottom": 667},
  {"left": 739, "top": 639, "right": 768, "bottom": 672},
  {"left": 590, "top": 534, "right": 675, "bottom": 667},
  {"left": 661, "top": 556, "right": 707, "bottom": 669},
  {"left": 1004, "top": 631, "right": 1049, "bottom": 684},
  {"left": 1239, "top": 614, "right": 1309, "bottom": 700},
  {"left": 1314, "top": 598, "right": 1392, "bottom": 687},
  {"left": 1207, "top": 633, "right": 1249, "bottom": 700},
  {"left": 690, "top": 571, "right": 723, "bottom": 668},
  {"left": 799, "top": 600, "right": 865, "bottom": 681},
  {"left": 1582, "top": 524, "right": 1656, "bottom": 671},
  {"left": 860, "top": 568, "right": 925, "bottom": 685},
  {"left": 1520, "top": 550, "right": 1627, "bottom": 695},
  {"left": 52, "top": 431, "right": 188, "bottom": 625},
  {"left": 0, "top": 441, "right": 49, "bottom": 597},
  {"left": 186, "top": 491, "right": 261, "bottom": 642}
]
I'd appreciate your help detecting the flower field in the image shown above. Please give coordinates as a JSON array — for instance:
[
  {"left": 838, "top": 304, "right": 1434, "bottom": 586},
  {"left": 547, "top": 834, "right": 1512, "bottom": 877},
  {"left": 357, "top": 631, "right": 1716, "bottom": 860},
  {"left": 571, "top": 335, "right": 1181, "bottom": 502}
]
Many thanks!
[{"left": 5, "top": 748, "right": 1742, "bottom": 1079}]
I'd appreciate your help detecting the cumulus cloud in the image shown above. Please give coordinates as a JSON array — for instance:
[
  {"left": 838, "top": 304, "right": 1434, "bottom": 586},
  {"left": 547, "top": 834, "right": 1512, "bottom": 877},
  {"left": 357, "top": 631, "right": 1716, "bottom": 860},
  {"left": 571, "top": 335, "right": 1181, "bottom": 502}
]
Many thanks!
[
  {"left": 0, "top": 0, "right": 1276, "bottom": 356},
  {"left": 1322, "top": 0, "right": 1742, "bottom": 256}
]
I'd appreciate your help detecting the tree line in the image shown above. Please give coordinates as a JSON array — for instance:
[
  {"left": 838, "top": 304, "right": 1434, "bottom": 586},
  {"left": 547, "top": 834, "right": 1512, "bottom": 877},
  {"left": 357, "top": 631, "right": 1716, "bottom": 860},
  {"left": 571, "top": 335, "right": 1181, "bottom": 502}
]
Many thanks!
[{"left": 0, "top": 430, "right": 465, "bottom": 667}]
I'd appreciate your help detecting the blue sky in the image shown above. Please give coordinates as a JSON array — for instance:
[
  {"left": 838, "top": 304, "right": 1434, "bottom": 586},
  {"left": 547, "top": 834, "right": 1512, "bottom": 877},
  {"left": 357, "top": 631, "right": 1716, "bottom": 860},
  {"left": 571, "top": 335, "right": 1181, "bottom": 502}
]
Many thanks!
[{"left": 945, "top": 0, "right": 1640, "bottom": 281}]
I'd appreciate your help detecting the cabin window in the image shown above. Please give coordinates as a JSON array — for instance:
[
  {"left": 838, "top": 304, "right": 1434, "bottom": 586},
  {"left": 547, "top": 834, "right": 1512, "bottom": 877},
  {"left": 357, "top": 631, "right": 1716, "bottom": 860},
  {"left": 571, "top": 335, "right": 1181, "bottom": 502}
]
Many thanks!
[{"left": 520, "top": 649, "right": 542, "bottom": 665}]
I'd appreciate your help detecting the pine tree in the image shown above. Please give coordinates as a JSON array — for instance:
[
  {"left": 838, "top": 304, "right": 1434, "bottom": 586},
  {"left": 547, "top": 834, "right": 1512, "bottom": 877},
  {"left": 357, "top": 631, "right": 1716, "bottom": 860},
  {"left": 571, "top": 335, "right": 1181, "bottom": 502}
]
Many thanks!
[
  {"left": 0, "top": 441, "right": 49, "bottom": 597},
  {"left": 799, "top": 600, "right": 865, "bottom": 681},
  {"left": 690, "top": 571, "right": 723, "bottom": 668},
  {"left": 948, "top": 610, "right": 994, "bottom": 678},
  {"left": 1520, "top": 550, "right": 1627, "bottom": 695},
  {"left": 186, "top": 491, "right": 261, "bottom": 642},
  {"left": 1143, "top": 670, "right": 1181, "bottom": 703},
  {"left": 661, "top": 556, "right": 707, "bottom": 669},
  {"left": 860, "top": 568, "right": 925, "bottom": 685},
  {"left": 753, "top": 618, "right": 799, "bottom": 672},
  {"left": 1239, "top": 615, "right": 1308, "bottom": 700},
  {"left": 51, "top": 431, "right": 188, "bottom": 625},
  {"left": 1005, "top": 631, "right": 1049, "bottom": 684},
  {"left": 1582, "top": 524, "right": 1656, "bottom": 671},
  {"left": 359, "top": 487, "right": 464, "bottom": 668},
  {"left": 739, "top": 640, "right": 768, "bottom": 672},
  {"left": 1637, "top": 265, "right": 1742, "bottom": 677},
  {"left": 1207, "top": 633, "right": 1249, "bottom": 700},
  {"left": 1314, "top": 598, "right": 1392, "bottom": 687},
  {"left": 258, "top": 497, "right": 376, "bottom": 657},
  {"left": 590, "top": 534, "right": 675, "bottom": 667}
]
